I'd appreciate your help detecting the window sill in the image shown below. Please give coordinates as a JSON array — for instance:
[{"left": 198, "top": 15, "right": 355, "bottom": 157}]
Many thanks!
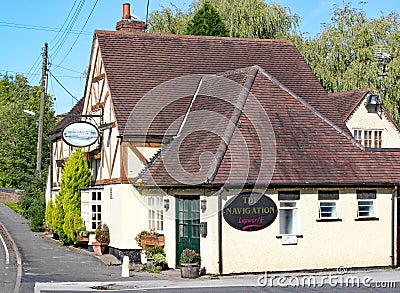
[
  {"left": 276, "top": 234, "right": 303, "bottom": 239},
  {"left": 355, "top": 217, "right": 379, "bottom": 221},
  {"left": 316, "top": 218, "right": 342, "bottom": 222}
]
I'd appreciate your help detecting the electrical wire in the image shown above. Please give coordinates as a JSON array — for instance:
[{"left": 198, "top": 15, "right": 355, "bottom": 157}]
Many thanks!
[
  {"left": 49, "top": 0, "right": 80, "bottom": 45},
  {"left": 0, "top": 21, "right": 91, "bottom": 35},
  {"left": 51, "top": 0, "right": 86, "bottom": 60},
  {"left": 0, "top": 53, "right": 43, "bottom": 109},
  {"left": 48, "top": 71, "right": 79, "bottom": 102},
  {"left": 54, "top": 0, "right": 99, "bottom": 68}
]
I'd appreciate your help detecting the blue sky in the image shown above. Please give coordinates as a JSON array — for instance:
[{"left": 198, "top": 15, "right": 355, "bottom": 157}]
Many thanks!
[{"left": 0, "top": 1, "right": 399, "bottom": 115}]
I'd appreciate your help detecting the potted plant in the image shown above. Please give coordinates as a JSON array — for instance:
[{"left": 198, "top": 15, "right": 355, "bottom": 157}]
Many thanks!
[
  {"left": 180, "top": 248, "right": 201, "bottom": 278},
  {"left": 76, "top": 225, "right": 89, "bottom": 242},
  {"left": 93, "top": 223, "right": 110, "bottom": 256}
]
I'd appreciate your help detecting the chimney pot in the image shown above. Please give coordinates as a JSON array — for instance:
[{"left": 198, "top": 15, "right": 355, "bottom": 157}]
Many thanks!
[
  {"left": 116, "top": 3, "right": 146, "bottom": 32},
  {"left": 122, "top": 3, "right": 131, "bottom": 20}
]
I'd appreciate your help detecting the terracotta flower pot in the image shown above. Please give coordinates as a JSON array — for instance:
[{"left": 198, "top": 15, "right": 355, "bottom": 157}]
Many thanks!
[{"left": 92, "top": 241, "right": 107, "bottom": 256}]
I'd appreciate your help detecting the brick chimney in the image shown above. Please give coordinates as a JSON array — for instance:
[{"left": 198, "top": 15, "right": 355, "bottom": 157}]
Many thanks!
[{"left": 116, "top": 3, "right": 146, "bottom": 32}]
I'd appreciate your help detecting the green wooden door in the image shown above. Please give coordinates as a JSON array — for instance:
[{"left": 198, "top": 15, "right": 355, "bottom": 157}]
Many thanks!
[{"left": 176, "top": 196, "right": 200, "bottom": 267}]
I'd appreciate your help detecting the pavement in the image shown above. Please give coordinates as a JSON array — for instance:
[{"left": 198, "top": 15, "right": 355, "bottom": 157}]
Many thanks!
[{"left": 2, "top": 203, "right": 400, "bottom": 292}]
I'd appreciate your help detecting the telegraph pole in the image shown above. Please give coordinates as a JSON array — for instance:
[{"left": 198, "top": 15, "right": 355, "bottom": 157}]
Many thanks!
[{"left": 37, "top": 42, "right": 48, "bottom": 173}]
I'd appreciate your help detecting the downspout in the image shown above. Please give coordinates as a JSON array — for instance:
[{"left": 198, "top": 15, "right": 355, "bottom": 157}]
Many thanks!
[
  {"left": 391, "top": 185, "right": 397, "bottom": 268},
  {"left": 217, "top": 186, "right": 224, "bottom": 275},
  {"left": 49, "top": 141, "right": 53, "bottom": 201}
]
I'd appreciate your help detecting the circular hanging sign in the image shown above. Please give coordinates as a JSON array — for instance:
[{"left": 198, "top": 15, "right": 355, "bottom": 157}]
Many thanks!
[
  {"left": 223, "top": 192, "right": 278, "bottom": 231},
  {"left": 62, "top": 121, "right": 99, "bottom": 148}
]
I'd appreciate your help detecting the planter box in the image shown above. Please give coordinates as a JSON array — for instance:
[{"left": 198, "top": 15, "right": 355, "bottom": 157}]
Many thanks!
[
  {"left": 180, "top": 263, "right": 199, "bottom": 278},
  {"left": 140, "top": 235, "right": 165, "bottom": 247},
  {"left": 76, "top": 235, "right": 89, "bottom": 242}
]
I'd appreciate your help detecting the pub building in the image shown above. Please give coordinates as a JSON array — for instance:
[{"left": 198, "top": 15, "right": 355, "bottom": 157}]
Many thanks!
[{"left": 47, "top": 3, "right": 400, "bottom": 274}]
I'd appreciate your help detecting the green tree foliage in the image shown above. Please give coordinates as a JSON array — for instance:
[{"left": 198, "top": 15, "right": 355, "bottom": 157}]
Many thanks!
[
  {"left": 0, "top": 74, "right": 55, "bottom": 187},
  {"left": 185, "top": 1, "right": 228, "bottom": 37},
  {"left": 148, "top": 0, "right": 299, "bottom": 39},
  {"left": 0, "top": 73, "right": 56, "bottom": 231},
  {"left": 18, "top": 174, "right": 47, "bottom": 231},
  {"left": 148, "top": 3, "right": 191, "bottom": 35},
  {"left": 206, "top": 0, "right": 299, "bottom": 39},
  {"left": 298, "top": 4, "right": 400, "bottom": 122},
  {"left": 52, "top": 148, "right": 90, "bottom": 245}
]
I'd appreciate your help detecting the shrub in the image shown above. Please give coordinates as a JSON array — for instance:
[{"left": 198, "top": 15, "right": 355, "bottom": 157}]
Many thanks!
[
  {"left": 52, "top": 148, "right": 90, "bottom": 245},
  {"left": 45, "top": 199, "right": 54, "bottom": 230},
  {"left": 95, "top": 223, "right": 110, "bottom": 244},
  {"left": 148, "top": 246, "right": 165, "bottom": 256},
  {"left": 153, "top": 253, "right": 167, "bottom": 267}
]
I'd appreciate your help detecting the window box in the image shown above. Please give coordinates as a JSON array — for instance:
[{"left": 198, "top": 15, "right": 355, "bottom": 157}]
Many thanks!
[{"left": 140, "top": 235, "right": 165, "bottom": 247}]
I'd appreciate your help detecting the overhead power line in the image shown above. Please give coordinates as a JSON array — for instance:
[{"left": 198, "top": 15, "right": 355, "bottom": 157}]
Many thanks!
[
  {"left": 51, "top": 0, "right": 87, "bottom": 59},
  {"left": 0, "top": 21, "right": 91, "bottom": 35},
  {"left": 49, "top": 71, "right": 79, "bottom": 102},
  {"left": 54, "top": 0, "right": 99, "bottom": 68}
]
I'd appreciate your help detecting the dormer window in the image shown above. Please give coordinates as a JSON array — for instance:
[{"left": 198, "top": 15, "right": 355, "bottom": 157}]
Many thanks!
[{"left": 364, "top": 94, "right": 379, "bottom": 113}]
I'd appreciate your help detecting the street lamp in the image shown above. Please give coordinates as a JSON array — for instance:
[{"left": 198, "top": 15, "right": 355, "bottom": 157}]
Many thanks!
[{"left": 23, "top": 109, "right": 36, "bottom": 116}]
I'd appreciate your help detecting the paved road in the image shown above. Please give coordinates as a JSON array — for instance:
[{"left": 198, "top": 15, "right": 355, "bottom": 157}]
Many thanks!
[
  {"left": 0, "top": 223, "right": 17, "bottom": 293},
  {"left": 0, "top": 203, "right": 161, "bottom": 292}
]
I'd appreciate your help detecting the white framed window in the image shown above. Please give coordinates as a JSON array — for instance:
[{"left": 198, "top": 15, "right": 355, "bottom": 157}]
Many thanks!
[
  {"left": 319, "top": 202, "right": 337, "bottom": 218},
  {"left": 279, "top": 202, "right": 297, "bottom": 235},
  {"left": 148, "top": 196, "right": 164, "bottom": 231},
  {"left": 91, "top": 191, "right": 102, "bottom": 230},
  {"left": 354, "top": 130, "right": 362, "bottom": 144},
  {"left": 356, "top": 190, "right": 376, "bottom": 218},
  {"left": 353, "top": 129, "right": 382, "bottom": 148},
  {"left": 318, "top": 190, "right": 339, "bottom": 219},
  {"left": 357, "top": 200, "right": 374, "bottom": 217}
]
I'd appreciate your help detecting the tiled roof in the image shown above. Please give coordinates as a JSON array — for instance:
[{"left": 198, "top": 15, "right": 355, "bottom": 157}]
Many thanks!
[
  {"left": 136, "top": 66, "right": 400, "bottom": 187},
  {"left": 95, "top": 31, "right": 329, "bottom": 137},
  {"left": 327, "top": 89, "right": 370, "bottom": 122},
  {"left": 48, "top": 97, "right": 85, "bottom": 136}
]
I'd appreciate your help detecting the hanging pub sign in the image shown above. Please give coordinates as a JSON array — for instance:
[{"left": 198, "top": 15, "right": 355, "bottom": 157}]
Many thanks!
[
  {"left": 62, "top": 121, "right": 99, "bottom": 148},
  {"left": 223, "top": 192, "right": 278, "bottom": 231}
]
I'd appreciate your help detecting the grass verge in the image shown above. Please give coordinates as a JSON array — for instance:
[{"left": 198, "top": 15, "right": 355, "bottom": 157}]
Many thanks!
[{"left": 3, "top": 202, "right": 24, "bottom": 216}]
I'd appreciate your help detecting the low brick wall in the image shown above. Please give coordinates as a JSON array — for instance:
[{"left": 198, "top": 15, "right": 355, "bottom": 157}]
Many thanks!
[{"left": 0, "top": 188, "right": 22, "bottom": 203}]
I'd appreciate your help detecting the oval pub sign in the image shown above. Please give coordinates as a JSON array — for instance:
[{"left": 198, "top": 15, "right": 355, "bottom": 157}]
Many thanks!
[
  {"left": 223, "top": 192, "right": 278, "bottom": 231},
  {"left": 62, "top": 121, "right": 99, "bottom": 148}
]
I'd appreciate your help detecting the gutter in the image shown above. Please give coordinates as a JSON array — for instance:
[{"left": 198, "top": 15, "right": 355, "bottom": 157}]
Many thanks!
[{"left": 134, "top": 182, "right": 399, "bottom": 190}]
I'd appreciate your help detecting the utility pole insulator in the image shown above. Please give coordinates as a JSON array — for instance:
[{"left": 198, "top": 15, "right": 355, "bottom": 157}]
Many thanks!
[{"left": 37, "top": 42, "right": 48, "bottom": 173}]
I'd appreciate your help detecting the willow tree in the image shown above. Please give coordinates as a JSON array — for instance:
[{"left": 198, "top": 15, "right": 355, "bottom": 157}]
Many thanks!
[
  {"left": 148, "top": 3, "right": 190, "bottom": 35},
  {"left": 298, "top": 4, "right": 400, "bottom": 122},
  {"left": 149, "top": 0, "right": 300, "bottom": 39}
]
